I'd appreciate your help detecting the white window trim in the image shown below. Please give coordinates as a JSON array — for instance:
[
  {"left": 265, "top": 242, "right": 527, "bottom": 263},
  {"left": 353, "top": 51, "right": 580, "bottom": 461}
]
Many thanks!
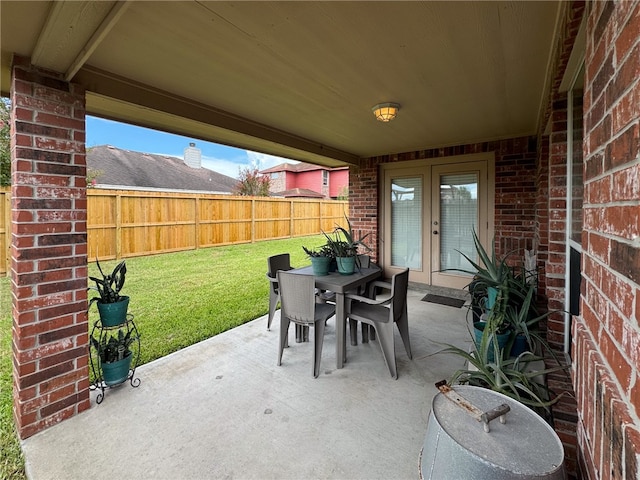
[{"left": 564, "top": 61, "right": 584, "bottom": 356}]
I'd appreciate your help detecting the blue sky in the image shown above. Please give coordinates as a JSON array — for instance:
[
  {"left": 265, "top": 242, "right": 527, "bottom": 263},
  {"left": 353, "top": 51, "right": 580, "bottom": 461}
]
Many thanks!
[{"left": 86, "top": 116, "right": 296, "bottom": 179}]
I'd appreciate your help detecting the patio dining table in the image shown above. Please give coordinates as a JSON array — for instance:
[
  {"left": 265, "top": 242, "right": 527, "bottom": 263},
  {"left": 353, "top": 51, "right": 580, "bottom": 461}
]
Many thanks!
[{"left": 288, "top": 265, "right": 383, "bottom": 369}]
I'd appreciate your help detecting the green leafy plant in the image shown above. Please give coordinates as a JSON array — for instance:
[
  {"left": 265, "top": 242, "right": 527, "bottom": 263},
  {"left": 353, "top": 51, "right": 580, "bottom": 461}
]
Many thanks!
[
  {"left": 88, "top": 259, "right": 127, "bottom": 306},
  {"left": 323, "top": 216, "right": 371, "bottom": 258},
  {"left": 441, "top": 339, "right": 568, "bottom": 419},
  {"left": 302, "top": 244, "right": 333, "bottom": 258},
  {"left": 91, "top": 329, "right": 137, "bottom": 364},
  {"left": 234, "top": 166, "right": 271, "bottom": 196},
  {"left": 502, "top": 282, "right": 564, "bottom": 364},
  {"left": 448, "top": 230, "right": 532, "bottom": 335}
]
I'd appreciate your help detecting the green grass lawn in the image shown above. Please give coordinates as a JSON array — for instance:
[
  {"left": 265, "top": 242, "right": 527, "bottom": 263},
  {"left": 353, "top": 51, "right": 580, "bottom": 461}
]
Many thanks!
[{"left": 0, "top": 234, "right": 325, "bottom": 480}]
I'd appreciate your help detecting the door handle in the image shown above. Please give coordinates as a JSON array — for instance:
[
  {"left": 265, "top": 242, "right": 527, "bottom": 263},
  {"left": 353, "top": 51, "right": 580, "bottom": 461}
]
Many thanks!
[{"left": 433, "top": 230, "right": 439, "bottom": 235}]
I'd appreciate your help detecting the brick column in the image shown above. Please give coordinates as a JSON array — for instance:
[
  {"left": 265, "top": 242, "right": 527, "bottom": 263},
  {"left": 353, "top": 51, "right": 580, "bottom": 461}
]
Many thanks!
[{"left": 10, "top": 56, "right": 89, "bottom": 439}]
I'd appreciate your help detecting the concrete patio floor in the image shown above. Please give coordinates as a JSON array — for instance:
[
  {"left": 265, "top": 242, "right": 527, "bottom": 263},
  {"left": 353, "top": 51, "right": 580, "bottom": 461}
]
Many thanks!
[{"left": 22, "top": 287, "right": 472, "bottom": 480}]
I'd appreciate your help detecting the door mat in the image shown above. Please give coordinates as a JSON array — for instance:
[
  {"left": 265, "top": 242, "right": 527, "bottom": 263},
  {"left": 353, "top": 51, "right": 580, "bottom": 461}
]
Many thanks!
[{"left": 421, "top": 294, "right": 466, "bottom": 308}]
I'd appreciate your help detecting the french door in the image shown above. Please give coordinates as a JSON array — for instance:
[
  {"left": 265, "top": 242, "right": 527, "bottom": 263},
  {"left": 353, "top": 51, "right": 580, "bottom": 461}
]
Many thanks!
[{"left": 382, "top": 153, "right": 493, "bottom": 289}]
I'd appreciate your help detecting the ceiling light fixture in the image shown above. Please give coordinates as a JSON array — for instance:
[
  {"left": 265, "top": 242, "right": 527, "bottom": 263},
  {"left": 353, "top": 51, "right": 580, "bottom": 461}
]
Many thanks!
[{"left": 372, "top": 102, "right": 400, "bottom": 122}]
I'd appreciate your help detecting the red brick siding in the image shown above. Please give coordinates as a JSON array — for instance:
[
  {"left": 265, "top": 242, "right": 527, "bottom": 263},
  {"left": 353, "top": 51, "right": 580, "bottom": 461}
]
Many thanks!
[
  {"left": 547, "top": 96, "right": 570, "bottom": 351},
  {"left": 268, "top": 172, "right": 286, "bottom": 193},
  {"left": 535, "top": 135, "right": 550, "bottom": 293},
  {"left": 10, "top": 56, "right": 89, "bottom": 439},
  {"left": 576, "top": 0, "right": 640, "bottom": 478}
]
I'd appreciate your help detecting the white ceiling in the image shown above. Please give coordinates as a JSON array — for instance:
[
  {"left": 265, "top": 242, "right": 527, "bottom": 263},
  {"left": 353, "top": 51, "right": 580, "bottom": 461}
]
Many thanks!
[{"left": 1, "top": 1, "right": 562, "bottom": 167}]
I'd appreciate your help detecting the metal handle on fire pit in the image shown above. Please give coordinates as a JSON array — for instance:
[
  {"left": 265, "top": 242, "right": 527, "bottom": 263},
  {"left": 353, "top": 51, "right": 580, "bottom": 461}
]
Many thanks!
[{"left": 435, "top": 380, "right": 510, "bottom": 433}]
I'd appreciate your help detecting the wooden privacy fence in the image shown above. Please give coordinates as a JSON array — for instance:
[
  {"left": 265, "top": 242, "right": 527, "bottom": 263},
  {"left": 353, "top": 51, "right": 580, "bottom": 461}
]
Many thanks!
[{"left": 0, "top": 188, "right": 348, "bottom": 273}]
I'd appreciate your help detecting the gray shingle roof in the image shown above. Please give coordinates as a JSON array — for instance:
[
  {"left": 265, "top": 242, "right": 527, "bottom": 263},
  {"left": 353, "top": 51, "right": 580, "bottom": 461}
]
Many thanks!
[
  {"left": 87, "top": 145, "right": 237, "bottom": 193},
  {"left": 272, "top": 188, "right": 324, "bottom": 198},
  {"left": 260, "top": 162, "right": 348, "bottom": 174}
]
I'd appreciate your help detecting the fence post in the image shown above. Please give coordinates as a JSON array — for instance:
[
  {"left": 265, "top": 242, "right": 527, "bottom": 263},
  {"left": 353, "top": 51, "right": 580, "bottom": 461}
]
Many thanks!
[
  {"left": 195, "top": 197, "right": 200, "bottom": 250},
  {"left": 290, "top": 199, "right": 294, "bottom": 238},
  {"left": 115, "top": 193, "right": 122, "bottom": 259},
  {"left": 251, "top": 198, "right": 255, "bottom": 243}
]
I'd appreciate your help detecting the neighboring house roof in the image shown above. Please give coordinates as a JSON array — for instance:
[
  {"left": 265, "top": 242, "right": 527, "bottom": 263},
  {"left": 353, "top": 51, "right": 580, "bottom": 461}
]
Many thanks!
[
  {"left": 87, "top": 145, "right": 237, "bottom": 193},
  {"left": 272, "top": 188, "right": 325, "bottom": 198},
  {"left": 259, "top": 162, "right": 348, "bottom": 174}
]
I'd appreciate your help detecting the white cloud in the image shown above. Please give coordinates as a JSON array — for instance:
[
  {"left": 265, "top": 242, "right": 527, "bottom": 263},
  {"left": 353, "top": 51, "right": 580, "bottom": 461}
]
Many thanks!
[
  {"left": 162, "top": 149, "right": 299, "bottom": 179},
  {"left": 246, "top": 151, "right": 298, "bottom": 171},
  {"left": 201, "top": 156, "right": 249, "bottom": 179}
]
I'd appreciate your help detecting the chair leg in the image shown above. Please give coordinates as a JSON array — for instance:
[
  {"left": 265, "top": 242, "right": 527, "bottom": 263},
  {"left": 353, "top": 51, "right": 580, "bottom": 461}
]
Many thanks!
[
  {"left": 396, "top": 310, "right": 412, "bottom": 359},
  {"left": 278, "top": 317, "right": 290, "bottom": 366},
  {"left": 376, "top": 322, "right": 398, "bottom": 379},
  {"left": 349, "top": 319, "right": 358, "bottom": 346},
  {"left": 295, "top": 324, "right": 310, "bottom": 342},
  {"left": 313, "top": 320, "right": 326, "bottom": 378},
  {"left": 268, "top": 290, "right": 279, "bottom": 331},
  {"left": 369, "top": 325, "right": 376, "bottom": 341},
  {"left": 361, "top": 323, "right": 370, "bottom": 343}
]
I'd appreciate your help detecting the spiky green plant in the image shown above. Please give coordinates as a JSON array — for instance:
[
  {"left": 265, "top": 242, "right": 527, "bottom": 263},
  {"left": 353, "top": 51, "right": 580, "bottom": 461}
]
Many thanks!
[
  {"left": 441, "top": 338, "right": 569, "bottom": 419},
  {"left": 322, "top": 216, "right": 371, "bottom": 258},
  {"left": 88, "top": 258, "right": 127, "bottom": 305},
  {"left": 302, "top": 244, "right": 333, "bottom": 258},
  {"left": 91, "top": 328, "right": 137, "bottom": 364}
]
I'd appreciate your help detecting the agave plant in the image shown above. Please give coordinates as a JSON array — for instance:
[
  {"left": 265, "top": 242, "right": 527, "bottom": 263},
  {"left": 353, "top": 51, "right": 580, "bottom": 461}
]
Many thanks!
[
  {"left": 88, "top": 258, "right": 127, "bottom": 306},
  {"left": 323, "top": 216, "right": 371, "bottom": 258},
  {"left": 302, "top": 244, "right": 333, "bottom": 258},
  {"left": 441, "top": 338, "right": 569, "bottom": 420},
  {"left": 502, "top": 282, "right": 563, "bottom": 364},
  {"left": 448, "top": 230, "right": 533, "bottom": 335}
]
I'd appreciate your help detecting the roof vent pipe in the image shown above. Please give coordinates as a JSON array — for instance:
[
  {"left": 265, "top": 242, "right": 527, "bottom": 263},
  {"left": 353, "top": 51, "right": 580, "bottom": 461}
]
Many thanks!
[{"left": 184, "top": 142, "right": 202, "bottom": 168}]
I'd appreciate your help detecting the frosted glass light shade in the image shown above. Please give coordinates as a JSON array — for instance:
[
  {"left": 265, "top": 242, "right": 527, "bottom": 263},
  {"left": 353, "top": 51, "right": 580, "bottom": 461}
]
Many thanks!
[{"left": 372, "top": 103, "right": 400, "bottom": 122}]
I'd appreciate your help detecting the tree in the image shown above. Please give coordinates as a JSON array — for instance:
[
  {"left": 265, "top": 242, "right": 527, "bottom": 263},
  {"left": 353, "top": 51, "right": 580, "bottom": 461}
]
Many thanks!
[
  {"left": 0, "top": 98, "right": 10, "bottom": 186},
  {"left": 234, "top": 166, "right": 270, "bottom": 196}
]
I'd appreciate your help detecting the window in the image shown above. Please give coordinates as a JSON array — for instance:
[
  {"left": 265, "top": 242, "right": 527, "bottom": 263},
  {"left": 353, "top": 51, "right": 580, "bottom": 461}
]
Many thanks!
[
  {"left": 322, "top": 170, "right": 328, "bottom": 186},
  {"left": 270, "top": 172, "right": 280, "bottom": 179}
]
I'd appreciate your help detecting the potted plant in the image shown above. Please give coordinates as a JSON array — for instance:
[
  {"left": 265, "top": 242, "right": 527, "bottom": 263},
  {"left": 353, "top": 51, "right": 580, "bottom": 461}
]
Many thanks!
[
  {"left": 452, "top": 231, "right": 515, "bottom": 358},
  {"left": 439, "top": 340, "right": 569, "bottom": 421},
  {"left": 303, "top": 244, "right": 333, "bottom": 276},
  {"left": 323, "top": 216, "right": 371, "bottom": 275},
  {"left": 91, "top": 328, "right": 138, "bottom": 386},
  {"left": 88, "top": 259, "right": 129, "bottom": 327},
  {"left": 503, "top": 281, "right": 564, "bottom": 361}
]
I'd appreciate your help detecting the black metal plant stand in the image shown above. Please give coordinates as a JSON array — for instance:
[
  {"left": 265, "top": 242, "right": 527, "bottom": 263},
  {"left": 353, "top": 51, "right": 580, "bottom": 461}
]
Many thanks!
[{"left": 89, "top": 313, "right": 141, "bottom": 404}]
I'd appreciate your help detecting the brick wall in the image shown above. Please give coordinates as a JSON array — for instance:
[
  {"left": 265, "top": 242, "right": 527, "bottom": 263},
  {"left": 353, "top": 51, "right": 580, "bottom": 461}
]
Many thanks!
[
  {"left": 10, "top": 56, "right": 89, "bottom": 439},
  {"left": 535, "top": 134, "right": 550, "bottom": 294},
  {"left": 268, "top": 172, "right": 286, "bottom": 193},
  {"left": 547, "top": 95, "right": 570, "bottom": 351},
  {"left": 351, "top": 136, "right": 538, "bottom": 264},
  {"left": 576, "top": 0, "right": 640, "bottom": 478}
]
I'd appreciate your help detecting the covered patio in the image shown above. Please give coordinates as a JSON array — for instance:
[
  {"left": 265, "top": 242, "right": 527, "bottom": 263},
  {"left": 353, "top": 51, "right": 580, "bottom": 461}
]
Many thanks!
[
  {"left": 2, "top": 1, "right": 640, "bottom": 479},
  {"left": 21, "top": 288, "right": 470, "bottom": 479}
]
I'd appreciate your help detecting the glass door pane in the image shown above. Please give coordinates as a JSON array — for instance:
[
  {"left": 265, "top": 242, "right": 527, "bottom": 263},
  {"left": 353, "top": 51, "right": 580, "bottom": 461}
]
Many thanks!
[
  {"left": 438, "top": 173, "right": 478, "bottom": 272},
  {"left": 391, "top": 177, "right": 422, "bottom": 269}
]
